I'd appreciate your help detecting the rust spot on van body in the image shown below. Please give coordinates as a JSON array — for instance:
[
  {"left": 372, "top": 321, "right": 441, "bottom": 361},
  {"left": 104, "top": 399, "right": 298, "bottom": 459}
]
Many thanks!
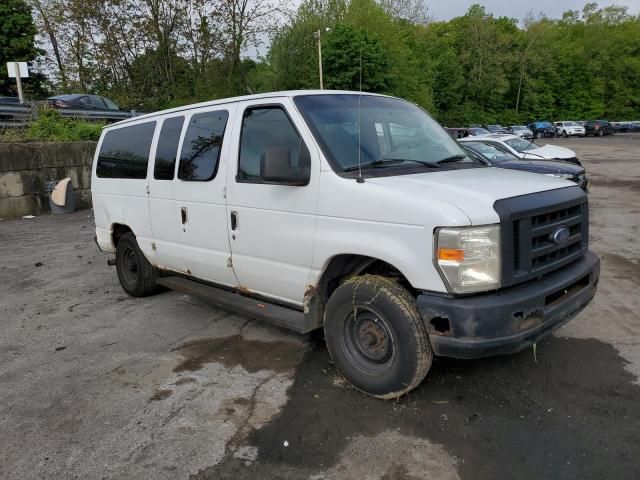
[
  {"left": 303, "top": 284, "right": 319, "bottom": 314},
  {"left": 236, "top": 285, "right": 252, "bottom": 296}
]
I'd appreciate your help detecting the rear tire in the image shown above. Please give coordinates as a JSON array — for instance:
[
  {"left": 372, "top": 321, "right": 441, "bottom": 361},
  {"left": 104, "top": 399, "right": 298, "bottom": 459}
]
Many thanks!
[
  {"left": 324, "top": 275, "right": 432, "bottom": 399},
  {"left": 115, "top": 232, "right": 159, "bottom": 297},
  {"left": 597, "top": 129, "right": 604, "bottom": 137},
  {"left": 563, "top": 130, "right": 568, "bottom": 138}
]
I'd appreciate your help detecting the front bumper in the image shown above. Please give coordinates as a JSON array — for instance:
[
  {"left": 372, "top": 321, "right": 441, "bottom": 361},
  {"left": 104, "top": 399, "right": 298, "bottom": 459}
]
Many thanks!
[{"left": 417, "top": 251, "right": 599, "bottom": 359}]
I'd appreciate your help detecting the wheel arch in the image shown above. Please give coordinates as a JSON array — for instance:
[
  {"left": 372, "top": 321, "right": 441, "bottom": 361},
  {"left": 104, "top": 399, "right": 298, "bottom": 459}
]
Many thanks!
[
  {"left": 111, "top": 223, "right": 133, "bottom": 249},
  {"left": 317, "top": 254, "right": 415, "bottom": 305}
]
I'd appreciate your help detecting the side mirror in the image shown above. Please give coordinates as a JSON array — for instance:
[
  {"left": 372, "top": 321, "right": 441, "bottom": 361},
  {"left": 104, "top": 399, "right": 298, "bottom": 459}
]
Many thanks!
[{"left": 260, "top": 145, "right": 310, "bottom": 186}]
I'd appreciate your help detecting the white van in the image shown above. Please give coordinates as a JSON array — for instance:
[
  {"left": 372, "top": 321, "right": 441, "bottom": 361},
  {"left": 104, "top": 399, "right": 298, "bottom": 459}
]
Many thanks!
[{"left": 92, "top": 91, "right": 600, "bottom": 399}]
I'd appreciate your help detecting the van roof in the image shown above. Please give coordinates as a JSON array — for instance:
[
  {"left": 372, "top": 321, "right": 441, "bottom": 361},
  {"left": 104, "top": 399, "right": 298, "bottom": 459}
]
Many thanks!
[{"left": 110, "top": 90, "right": 389, "bottom": 128}]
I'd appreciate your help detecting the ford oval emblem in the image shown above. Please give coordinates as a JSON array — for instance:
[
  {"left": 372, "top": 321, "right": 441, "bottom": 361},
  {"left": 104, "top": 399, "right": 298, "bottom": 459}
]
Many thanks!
[{"left": 550, "top": 226, "right": 570, "bottom": 245}]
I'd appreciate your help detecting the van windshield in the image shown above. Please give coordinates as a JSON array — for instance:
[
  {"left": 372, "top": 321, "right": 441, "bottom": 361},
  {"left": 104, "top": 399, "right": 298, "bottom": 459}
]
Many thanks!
[{"left": 294, "top": 94, "right": 476, "bottom": 174}]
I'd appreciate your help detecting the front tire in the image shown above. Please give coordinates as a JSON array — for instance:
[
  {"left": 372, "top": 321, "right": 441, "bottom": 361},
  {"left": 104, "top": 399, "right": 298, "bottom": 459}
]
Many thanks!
[
  {"left": 115, "top": 232, "right": 159, "bottom": 297},
  {"left": 324, "top": 275, "right": 432, "bottom": 399},
  {"left": 563, "top": 130, "right": 568, "bottom": 138}
]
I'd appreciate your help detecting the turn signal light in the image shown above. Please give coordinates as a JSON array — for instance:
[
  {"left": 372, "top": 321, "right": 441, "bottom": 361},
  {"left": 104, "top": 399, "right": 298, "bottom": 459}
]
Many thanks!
[{"left": 438, "top": 248, "right": 464, "bottom": 262}]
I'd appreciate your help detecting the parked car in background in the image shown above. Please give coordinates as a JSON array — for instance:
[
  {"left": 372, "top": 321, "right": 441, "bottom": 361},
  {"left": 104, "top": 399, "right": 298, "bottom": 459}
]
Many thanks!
[
  {"left": 508, "top": 125, "right": 534, "bottom": 139},
  {"left": 528, "top": 121, "right": 557, "bottom": 139},
  {"left": 584, "top": 120, "right": 615, "bottom": 136},
  {"left": 47, "top": 94, "right": 135, "bottom": 121},
  {"left": 467, "top": 127, "right": 491, "bottom": 136},
  {"left": 459, "top": 134, "right": 581, "bottom": 165},
  {"left": 460, "top": 140, "right": 588, "bottom": 191},
  {"left": 554, "top": 121, "right": 585, "bottom": 137},
  {"left": 445, "top": 127, "right": 468, "bottom": 139},
  {"left": 483, "top": 124, "right": 510, "bottom": 134},
  {"left": 48, "top": 94, "right": 118, "bottom": 110}
]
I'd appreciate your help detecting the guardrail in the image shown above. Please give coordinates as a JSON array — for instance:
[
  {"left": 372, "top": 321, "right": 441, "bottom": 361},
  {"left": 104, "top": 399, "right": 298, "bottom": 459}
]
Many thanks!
[
  {"left": 0, "top": 103, "right": 33, "bottom": 128},
  {"left": 0, "top": 102, "right": 139, "bottom": 129}
]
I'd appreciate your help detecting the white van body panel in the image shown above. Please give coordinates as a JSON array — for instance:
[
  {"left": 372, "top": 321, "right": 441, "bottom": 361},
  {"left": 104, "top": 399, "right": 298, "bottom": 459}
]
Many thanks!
[
  {"left": 166, "top": 104, "right": 237, "bottom": 286},
  {"left": 309, "top": 166, "right": 571, "bottom": 293},
  {"left": 225, "top": 97, "right": 321, "bottom": 305},
  {"left": 92, "top": 119, "right": 157, "bottom": 255}
]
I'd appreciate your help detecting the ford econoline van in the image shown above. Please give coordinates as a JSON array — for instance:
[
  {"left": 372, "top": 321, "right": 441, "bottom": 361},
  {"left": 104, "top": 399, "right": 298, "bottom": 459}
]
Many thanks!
[{"left": 92, "top": 91, "right": 600, "bottom": 399}]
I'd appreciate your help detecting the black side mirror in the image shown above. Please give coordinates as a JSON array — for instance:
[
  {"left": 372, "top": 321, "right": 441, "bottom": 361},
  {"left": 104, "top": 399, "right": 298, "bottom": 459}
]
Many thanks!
[{"left": 260, "top": 145, "right": 310, "bottom": 186}]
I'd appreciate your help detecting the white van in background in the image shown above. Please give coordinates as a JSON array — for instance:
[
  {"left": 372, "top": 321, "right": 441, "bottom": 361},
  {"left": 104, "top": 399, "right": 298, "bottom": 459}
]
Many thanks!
[{"left": 92, "top": 91, "right": 600, "bottom": 399}]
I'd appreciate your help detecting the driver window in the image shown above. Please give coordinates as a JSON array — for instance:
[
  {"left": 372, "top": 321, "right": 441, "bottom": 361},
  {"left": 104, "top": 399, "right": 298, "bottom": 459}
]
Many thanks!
[{"left": 238, "top": 106, "right": 308, "bottom": 183}]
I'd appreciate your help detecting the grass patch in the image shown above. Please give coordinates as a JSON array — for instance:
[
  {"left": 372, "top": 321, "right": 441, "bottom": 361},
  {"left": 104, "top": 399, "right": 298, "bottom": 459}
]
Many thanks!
[{"left": 0, "top": 108, "right": 104, "bottom": 142}]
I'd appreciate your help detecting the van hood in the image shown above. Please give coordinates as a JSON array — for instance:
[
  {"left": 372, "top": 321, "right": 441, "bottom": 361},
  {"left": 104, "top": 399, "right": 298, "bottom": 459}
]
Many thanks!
[
  {"left": 523, "top": 144, "right": 576, "bottom": 160},
  {"left": 367, "top": 167, "right": 574, "bottom": 225}
]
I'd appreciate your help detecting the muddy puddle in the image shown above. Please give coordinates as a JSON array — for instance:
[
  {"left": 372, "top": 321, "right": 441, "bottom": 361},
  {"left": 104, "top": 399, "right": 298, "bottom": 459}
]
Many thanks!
[{"left": 172, "top": 335, "right": 305, "bottom": 374}]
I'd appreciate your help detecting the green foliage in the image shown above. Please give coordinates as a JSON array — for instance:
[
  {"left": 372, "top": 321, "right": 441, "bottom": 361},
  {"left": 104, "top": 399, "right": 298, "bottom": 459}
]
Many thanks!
[
  {"left": 0, "top": 0, "right": 48, "bottom": 97},
  {"left": 25, "top": 0, "right": 640, "bottom": 123},
  {"left": 24, "top": 109, "right": 104, "bottom": 142},
  {"left": 264, "top": 1, "right": 640, "bottom": 124},
  {"left": 323, "top": 24, "right": 389, "bottom": 91}
]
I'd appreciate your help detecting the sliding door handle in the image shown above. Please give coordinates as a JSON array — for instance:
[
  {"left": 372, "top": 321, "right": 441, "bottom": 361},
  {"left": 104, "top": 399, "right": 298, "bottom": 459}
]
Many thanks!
[
  {"left": 180, "top": 207, "right": 188, "bottom": 224},
  {"left": 230, "top": 211, "right": 238, "bottom": 230}
]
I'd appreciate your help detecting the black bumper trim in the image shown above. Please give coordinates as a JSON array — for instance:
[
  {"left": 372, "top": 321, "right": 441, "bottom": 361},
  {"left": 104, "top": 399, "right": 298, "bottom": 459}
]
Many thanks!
[{"left": 418, "top": 251, "right": 600, "bottom": 359}]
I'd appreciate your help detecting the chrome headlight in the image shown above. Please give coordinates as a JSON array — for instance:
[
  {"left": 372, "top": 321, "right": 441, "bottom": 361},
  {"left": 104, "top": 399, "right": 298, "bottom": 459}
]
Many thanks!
[
  {"left": 543, "top": 173, "right": 573, "bottom": 179},
  {"left": 434, "top": 225, "right": 501, "bottom": 294}
]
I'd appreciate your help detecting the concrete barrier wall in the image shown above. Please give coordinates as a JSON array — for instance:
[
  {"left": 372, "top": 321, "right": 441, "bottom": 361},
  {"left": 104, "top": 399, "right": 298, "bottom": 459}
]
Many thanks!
[{"left": 0, "top": 141, "right": 97, "bottom": 218}]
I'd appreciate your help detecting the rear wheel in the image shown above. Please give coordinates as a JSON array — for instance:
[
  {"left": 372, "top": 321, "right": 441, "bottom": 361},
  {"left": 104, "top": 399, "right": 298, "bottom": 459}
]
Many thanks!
[
  {"left": 324, "top": 275, "right": 432, "bottom": 399},
  {"left": 536, "top": 131, "right": 543, "bottom": 139},
  {"left": 597, "top": 129, "right": 604, "bottom": 137},
  {"left": 115, "top": 232, "right": 159, "bottom": 297},
  {"left": 563, "top": 130, "right": 568, "bottom": 138}
]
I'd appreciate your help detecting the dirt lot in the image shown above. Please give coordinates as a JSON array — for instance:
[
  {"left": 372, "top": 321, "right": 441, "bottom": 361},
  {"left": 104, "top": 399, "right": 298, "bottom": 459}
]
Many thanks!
[{"left": 1, "top": 135, "right": 639, "bottom": 480}]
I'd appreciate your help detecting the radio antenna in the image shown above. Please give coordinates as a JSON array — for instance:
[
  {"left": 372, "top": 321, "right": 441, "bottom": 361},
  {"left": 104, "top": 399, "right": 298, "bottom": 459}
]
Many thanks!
[{"left": 356, "top": 40, "right": 364, "bottom": 183}]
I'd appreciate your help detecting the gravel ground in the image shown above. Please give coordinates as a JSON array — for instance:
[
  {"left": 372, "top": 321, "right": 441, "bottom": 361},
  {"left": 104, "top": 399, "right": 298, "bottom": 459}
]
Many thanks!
[{"left": 0, "top": 134, "right": 638, "bottom": 480}]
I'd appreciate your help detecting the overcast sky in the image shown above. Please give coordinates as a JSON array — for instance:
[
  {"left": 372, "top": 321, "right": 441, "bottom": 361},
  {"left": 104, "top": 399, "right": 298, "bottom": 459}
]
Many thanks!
[{"left": 428, "top": 0, "right": 640, "bottom": 21}]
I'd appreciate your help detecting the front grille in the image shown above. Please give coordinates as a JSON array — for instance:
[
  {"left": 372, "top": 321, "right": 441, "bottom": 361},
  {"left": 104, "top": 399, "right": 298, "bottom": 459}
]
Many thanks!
[
  {"left": 528, "top": 204, "right": 583, "bottom": 272},
  {"left": 494, "top": 187, "right": 589, "bottom": 288}
]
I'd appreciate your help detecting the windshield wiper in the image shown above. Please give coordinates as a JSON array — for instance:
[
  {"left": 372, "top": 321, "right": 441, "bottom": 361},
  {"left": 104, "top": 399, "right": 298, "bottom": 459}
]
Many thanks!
[
  {"left": 343, "top": 158, "right": 441, "bottom": 171},
  {"left": 436, "top": 154, "right": 469, "bottom": 164}
]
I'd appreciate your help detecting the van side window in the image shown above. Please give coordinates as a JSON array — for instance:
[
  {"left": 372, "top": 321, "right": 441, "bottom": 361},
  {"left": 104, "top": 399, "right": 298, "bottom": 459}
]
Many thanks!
[
  {"left": 238, "top": 107, "right": 306, "bottom": 182},
  {"left": 154, "top": 116, "right": 184, "bottom": 180},
  {"left": 178, "top": 110, "right": 228, "bottom": 181},
  {"left": 96, "top": 122, "right": 156, "bottom": 179}
]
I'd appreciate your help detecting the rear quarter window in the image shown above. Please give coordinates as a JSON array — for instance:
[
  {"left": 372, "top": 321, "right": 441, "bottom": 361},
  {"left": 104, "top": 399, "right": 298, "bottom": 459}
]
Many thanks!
[{"left": 96, "top": 122, "right": 156, "bottom": 179}]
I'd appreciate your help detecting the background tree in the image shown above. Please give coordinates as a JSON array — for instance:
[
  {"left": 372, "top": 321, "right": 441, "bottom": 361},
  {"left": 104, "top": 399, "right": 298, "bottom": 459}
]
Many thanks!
[
  {"left": 0, "top": 0, "right": 48, "bottom": 97},
  {"left": 19, "top": 0, "right": 640, "bottom": 122}
]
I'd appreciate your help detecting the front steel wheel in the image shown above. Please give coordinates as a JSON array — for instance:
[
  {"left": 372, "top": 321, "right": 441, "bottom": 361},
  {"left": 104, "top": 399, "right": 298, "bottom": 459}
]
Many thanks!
[{"left": 324, "top": 275, "right": 432, "bottom": 399}]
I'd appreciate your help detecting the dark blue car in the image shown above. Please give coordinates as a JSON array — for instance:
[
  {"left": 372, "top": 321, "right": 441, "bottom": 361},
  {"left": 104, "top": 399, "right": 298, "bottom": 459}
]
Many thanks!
[
  {"left": 460, "top": 140, "right": 588, "bottom": 191},
  {"left": 527, "top": 121, "right": 557, "bottom": 139}
]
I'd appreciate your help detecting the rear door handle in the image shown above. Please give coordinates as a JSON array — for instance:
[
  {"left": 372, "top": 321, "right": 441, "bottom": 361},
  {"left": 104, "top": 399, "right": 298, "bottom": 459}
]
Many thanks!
[
  {"left": 230, "top": 211, "right": 238, "bottom": 230},
  {"left": 181, "top": 207, "right": 188, "bottom": 224}
]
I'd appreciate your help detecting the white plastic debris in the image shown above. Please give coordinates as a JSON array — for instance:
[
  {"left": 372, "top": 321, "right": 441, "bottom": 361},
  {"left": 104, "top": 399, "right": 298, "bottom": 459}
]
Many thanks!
[
  {"left": 283, "top": 441, "right": 289, "bottom": 447},
  {"left": 22, "top": 215, "right": 35, "bottom": 219},
  {"left": 51, "top": 177, "right": 72, "bottom": 207}
]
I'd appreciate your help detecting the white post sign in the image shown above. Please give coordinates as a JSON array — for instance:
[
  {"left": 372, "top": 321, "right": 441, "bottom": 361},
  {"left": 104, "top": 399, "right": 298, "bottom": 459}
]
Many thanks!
[{"left": 6, "top": 62, "right": 29, "bottom": 103}]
